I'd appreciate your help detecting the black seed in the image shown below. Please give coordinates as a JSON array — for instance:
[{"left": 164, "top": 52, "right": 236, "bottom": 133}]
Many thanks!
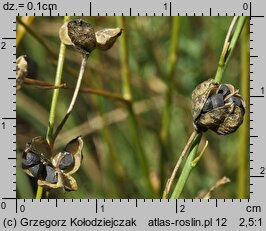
[
  {"left": 202, "top": 98, "right": 213, "bottom": 113},
  {"left": 44, "top": 166, "right": 58, "bottom": 184},
  {"left": 22, "top": 152, "right": 41, "bottom": 167},
  {"left": 211, "top": 94, "right": 224, "bottom": 109},
  {"left": 227, "top": 96, "right": 242, "bottom": 107},
  {"left": 59, "top": 152, "right": 74, "bottom": 170},
  {"left": 28, "top": 163, "right": 44, "bottom": 178},
  {"left": 227, "top": 96, "right": 245, "bottom": 115},
  {"left": 218, "top": 84, "right": 230, "bottom": 97}
]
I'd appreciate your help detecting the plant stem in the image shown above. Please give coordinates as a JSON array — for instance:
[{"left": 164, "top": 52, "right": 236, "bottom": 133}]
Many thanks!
[
  {"left": 171, "top": 133, "right": 202, "bottom": 198},
  {"left": 46, "top": 24, "right": 69, "bottom": 144},
  {"left": 35, "top": 184, "right": 44, "bottom": 199},
  {"left": 214, "top": 17, "right": 247, "bottom": 83},
  {"left": 52, "top": 54, "right": 88, "bottom": 144},
  {"left": 160, "top": 17, "right": 180, "bottom": 194},
  {"left": 169, "top": 16, "right": 247, "bottom": 199},
  {"left": 117, "top": 17, "right": 131, "bottom": 101},
  {"left": 117, "top": 17, "right": 154, "bottom": 197},
  {"left": 163, "top": 130, "right": 197, "bottom": 198},
  {"left": 35, "top": 16, "right": 70, "bottom": 199},
  {"left": 161, "top": 17, "right": 180, "bottom": 141}
]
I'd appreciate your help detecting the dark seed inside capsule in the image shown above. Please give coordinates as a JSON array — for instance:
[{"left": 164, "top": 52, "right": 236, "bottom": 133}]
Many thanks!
[
  {"left": 211, "top": 93, "right": 224, "bottom": 109},
  {"left": 28, "top": 163, "right": 44, "bottom": 178},
  {"left": 202, "top": 98, "right": 213, "bottom": 113},
  {"left": 218, "top": 84, "right": 230, "bottom": 97},
  {"left": 22, "top": 152, "right": 41, "bottom": 167},
  {"left": 59, "top": 152, "right": 74, "bottom": 170},
  {"left": 202, "top": 94, "right": 224, "bottom": 113},
  {"left": 44, "top": 166, "right": 58, "bottom": 184},
  {"left": 227, "top": 96, "right": 245, "bottom": 115}
]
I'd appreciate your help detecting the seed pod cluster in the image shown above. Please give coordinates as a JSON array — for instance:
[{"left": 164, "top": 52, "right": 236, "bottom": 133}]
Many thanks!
[
  {"left": 59, "top": 19, "right": 122, "bottom": 54},
  {"left": 22, "top": 136, "right": 83, "bottom": 191},
  {"left": 191, "top": 78, "right": 246, "bottom": 135}
]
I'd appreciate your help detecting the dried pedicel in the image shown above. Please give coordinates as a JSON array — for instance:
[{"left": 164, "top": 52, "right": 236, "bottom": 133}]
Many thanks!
[
  {"left": 191, "top": 78, "right": 245, "bottom": 135},
  {"left": 22, "top": 136, "right": 83, "bottom": 191}
]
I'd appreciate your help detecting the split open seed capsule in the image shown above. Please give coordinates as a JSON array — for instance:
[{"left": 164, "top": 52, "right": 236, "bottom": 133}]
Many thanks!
[
  {"left": 22, "top": 136, "right": 84, "bottom": 191},
  {"left": 59, "top": 19, "right": 97, "bottom": 54},
  {"left": 191, "top": 78, "right": 246, "bottom": 135}
]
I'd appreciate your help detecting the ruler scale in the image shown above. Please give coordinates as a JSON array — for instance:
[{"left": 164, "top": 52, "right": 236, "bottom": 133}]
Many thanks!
[{"left": 1, "top": 0, "right": 266, "bottom": 230}]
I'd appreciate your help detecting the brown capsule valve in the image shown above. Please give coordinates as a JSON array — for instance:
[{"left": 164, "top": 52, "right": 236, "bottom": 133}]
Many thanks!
[{"left": 95, "top": 28, "right": 122, "bottom": 50}]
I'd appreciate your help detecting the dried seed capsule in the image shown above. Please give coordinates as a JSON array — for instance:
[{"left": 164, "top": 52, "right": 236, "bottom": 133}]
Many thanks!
[
  {"left": 191, "top": 79, "right": 246, "bottom": 135},
  {"left": 59, "top": 19, "right": 97, "bottom": 54},
  {"left": 16, "top": 55, "right": 28, "bottom": 90},
  {"left": 95, "top": 28, "right": 122, "bottom": 50},
  {"left": 22, "top": 151, "right": 41, "bottom": 167},
  {"left": 22, "top": 136, "right": 83, "bottom": 191},
  {"left": 59, "top": 152, "right": 74, "bottom": 170},
  {"left": 44, "top": 166, "right": 58, "bottom": 184}
]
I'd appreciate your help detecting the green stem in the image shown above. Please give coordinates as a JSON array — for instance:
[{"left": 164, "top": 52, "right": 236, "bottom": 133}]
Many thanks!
[
  {"left": 160, "top": 17, "right": 181, "bottom": 193},
  {"left": 170, "top": 16, "right": 247, "bottom": 199},
  {"left": 117, "top": 17, "right": 132, "bottom": 101},
  {"left": 171, "top": 133, "right": 202, "bottom": 198},
  {"left": 35, "top": 16, "right": 70, "bottom": 199},
  {"left": 214, "top": 17, "right": 247, "bottom": 83},
  {"left": 161, "top": 17, "right": 180, "bottom": 140},
  {"left": 35, "top": 184, "right": 44, "bottom": 199},
  {"left": 117, "top": 17, "right": 154, "bottom": 197},
  {"left": 46, "top": 17, "right": 69, "bottom": 144}
]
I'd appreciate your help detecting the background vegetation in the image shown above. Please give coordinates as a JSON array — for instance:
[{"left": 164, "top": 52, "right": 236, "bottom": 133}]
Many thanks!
[{"left": 16, "top": 16, "right": 249, "bottom": 199}]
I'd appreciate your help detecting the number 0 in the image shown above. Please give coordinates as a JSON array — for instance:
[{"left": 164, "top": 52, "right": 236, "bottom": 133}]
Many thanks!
[
  {"left": 1, "top": 201, "right": 6, "bottom": 209},
  {"left": 243, "top": 3, "right": 249, "bottom": 10}
]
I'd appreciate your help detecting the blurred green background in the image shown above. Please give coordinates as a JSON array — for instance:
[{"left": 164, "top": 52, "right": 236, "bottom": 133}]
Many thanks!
[{"left": 16, "top": 16, "right": 249, "bottom": 199}]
